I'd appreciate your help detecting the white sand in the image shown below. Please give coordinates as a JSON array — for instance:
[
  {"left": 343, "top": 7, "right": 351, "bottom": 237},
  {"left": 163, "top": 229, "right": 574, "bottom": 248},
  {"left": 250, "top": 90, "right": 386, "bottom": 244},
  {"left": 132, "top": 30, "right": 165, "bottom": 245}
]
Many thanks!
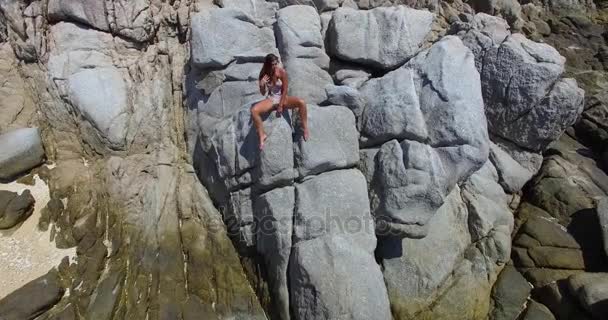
[{"left": 0, "top": 173, "right": 76, "bottom": 299}]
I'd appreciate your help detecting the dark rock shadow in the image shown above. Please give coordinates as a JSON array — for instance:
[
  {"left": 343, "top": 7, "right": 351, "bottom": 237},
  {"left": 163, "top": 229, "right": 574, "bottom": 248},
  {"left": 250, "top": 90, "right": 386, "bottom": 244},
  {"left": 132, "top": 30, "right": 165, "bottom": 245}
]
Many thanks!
[
  {"left": 375, "top": 235, "right": 404, "bottom": 262},
  {"left": 590, "top": 299, "right": 608, "bottom": 318},
  {"left": 567, "top": 208, "right": 608, "bottom": 272}
]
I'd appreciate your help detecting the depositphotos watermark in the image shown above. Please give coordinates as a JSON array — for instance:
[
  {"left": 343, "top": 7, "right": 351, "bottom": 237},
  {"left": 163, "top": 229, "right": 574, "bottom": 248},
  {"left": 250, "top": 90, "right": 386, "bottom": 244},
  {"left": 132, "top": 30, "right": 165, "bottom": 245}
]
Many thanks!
[{"left": 211, "top": 206, "right": 404, "bottom": 240}]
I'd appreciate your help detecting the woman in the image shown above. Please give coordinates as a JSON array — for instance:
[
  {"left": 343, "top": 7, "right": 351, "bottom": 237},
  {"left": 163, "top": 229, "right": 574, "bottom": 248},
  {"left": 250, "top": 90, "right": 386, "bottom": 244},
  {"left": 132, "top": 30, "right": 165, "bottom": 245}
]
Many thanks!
[{"left": 251, "top": 54, "right": 309, "bottom": 150}]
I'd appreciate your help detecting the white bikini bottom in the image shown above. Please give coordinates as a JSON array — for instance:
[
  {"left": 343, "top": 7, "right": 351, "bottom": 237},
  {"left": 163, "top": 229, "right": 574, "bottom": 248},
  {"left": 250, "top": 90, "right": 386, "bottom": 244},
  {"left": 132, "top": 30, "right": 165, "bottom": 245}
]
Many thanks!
[{"left": 269, "top": 94, "right": 281, "bottom": 105}]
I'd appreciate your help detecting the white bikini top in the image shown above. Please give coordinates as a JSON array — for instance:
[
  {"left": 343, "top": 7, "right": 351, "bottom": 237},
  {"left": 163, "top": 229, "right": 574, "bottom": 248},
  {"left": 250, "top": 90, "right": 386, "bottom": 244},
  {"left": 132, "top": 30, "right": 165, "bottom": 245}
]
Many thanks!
[{"left": 267, "top": 78, "right": 282, "bottom": 97}]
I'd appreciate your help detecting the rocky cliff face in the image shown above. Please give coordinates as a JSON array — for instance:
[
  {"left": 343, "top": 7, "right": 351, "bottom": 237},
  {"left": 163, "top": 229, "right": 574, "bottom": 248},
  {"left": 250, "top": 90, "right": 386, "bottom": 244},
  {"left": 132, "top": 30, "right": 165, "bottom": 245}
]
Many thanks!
[{"left": 0, "top": 0, "right": 606, "bottom": 320}]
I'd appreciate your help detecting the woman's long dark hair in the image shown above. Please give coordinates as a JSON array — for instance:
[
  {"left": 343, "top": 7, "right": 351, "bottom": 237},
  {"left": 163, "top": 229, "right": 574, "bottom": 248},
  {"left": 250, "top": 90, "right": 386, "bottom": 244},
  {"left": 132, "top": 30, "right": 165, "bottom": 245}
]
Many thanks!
[{"left": 259, "top": 53, "right": 279, "bottom": 82}]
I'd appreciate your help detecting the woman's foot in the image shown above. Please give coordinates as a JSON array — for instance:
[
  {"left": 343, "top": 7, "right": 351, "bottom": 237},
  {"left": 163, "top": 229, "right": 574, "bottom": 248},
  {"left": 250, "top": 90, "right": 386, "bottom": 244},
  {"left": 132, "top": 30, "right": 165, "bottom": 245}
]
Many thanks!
[
  {"left": 303, "top": 127, "right": 309, "bottom": 141},
  {"left": 259, "top": 132, "right": 268, "bottom": 150}
]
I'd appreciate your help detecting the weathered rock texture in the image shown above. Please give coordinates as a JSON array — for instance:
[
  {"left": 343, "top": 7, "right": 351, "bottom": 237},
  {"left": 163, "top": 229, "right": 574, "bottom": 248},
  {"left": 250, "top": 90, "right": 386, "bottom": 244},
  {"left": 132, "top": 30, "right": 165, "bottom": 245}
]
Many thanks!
[
  {"left": 1, "top": 2, "right": 266, "bottom": 319},
  {"left": 0, "top": 128, "right": 45, "bottom": 180},
  {"left": 0, "top": 189, "right": 35, "bottom": 229},
  {"left": 0, "top": 1, "right": 597, "bottom": 320}
]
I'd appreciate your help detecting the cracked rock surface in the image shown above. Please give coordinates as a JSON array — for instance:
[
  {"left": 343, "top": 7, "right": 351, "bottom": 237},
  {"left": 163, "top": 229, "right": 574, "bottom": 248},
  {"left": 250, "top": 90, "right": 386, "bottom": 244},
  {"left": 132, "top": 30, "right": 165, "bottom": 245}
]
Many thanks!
[{"left": 0, "top": 1, "right": 602, "bottom": 320}]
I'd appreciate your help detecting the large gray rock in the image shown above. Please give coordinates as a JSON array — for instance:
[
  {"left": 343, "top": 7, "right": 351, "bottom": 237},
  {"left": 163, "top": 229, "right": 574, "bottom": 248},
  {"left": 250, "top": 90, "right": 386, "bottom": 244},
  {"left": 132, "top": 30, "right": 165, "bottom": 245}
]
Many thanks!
[
  {"left": 502, "top": 78, "right": 584, "bottom": 151},
  {"left": 293, "top": 169, "right": 375, "bottom": 251},
  {"left": 366, "top": 36, "right": 489, "bottom": 238},
  {"left": 462, "top": 162, "right": 513, "bottom": 257},
  {"left": 325, "top": 85, "right": 366, "bottom": 126},
  {"left": 47, "top": 22, "right": 130, "bottom": 150},
  {"left": 567, "top": 273, "right": 608, "bottom": 318},
  {"left": 295, "top": 105, "right": 359, "bottom": 177},
  {"left": 48, "top": 0, "right": 109, "bottom": 31},
  {"left": 197, "top": 82, "right": 262, "bottom": 129},
  {"left": 327, "top": 6, "right": 434, "bottom": 70},
  {"left": 289, "top": 234, "right": 391, "bottom": 320},
  {"left": 47, "top": 22, "right": 115, "bottom": 78},
  {"left": 253, "top": 113, "right": 296, "bottom": 189},
  {"left": 0, "top": 190, "right": 35, "bottom": 229},
  {"left": 359, "top": 67, "right": 427, "bottom": 146},
  {"left": 191, "top": 9, "right": 277, "bottom": 69},
  {"left": 275, "top": 6, "right": 332, "bottom": 104},
  {"left": 254, "top": 187, "right": 295, "bottom": 320},
  {"left": 379, "top": 189, "right": 472, "bottom": 317},
  {"left": 599, "top": 198, "right": 608, "bottom": 259},
  {"left": 67, "top": 68, "right": 129, "bottom": 147},
  {"left": 480, "top": 33, "right": 583, "bottom": 151},
  {"left": 0, "top": 128, "right": 45, "bottom": 180},
  {"left": 202, "top": 106, "right": 296, "bottom": 192}
]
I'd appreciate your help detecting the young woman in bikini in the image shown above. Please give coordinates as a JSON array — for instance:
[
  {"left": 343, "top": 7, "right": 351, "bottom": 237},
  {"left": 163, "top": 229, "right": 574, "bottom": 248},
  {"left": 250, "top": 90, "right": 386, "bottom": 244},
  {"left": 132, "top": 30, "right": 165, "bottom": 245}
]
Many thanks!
[{"left": 251, "top": 54, "right": 309, "bottom": 150}]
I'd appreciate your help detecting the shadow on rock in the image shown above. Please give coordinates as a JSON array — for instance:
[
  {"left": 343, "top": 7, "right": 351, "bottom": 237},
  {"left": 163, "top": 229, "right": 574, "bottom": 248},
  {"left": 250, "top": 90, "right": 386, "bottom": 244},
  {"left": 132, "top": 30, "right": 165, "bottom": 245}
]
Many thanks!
[{"left": 567, "top": 208, "right": 608, "bottom": 272}]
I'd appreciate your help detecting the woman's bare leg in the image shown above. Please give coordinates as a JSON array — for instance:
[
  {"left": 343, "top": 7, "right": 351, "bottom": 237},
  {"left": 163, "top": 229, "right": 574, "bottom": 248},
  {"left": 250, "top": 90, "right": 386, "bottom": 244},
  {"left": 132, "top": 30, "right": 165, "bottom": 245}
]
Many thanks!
[
  {"left": 284, "top": 96, "right": 309, "bottom": 140},
  {"left": 251, "top": 99, "right": 275, "bottom": 149}
]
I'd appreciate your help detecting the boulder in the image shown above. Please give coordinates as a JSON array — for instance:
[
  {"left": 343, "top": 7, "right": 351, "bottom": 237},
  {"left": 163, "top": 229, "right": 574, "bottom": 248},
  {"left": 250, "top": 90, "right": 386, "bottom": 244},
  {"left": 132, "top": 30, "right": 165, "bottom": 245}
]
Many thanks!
[
  {"left": 47, "top": 22, "right": 130, "bottom": 149},
  {"left": 500, "top": 78, "right": 584, "bottom": 151},
  {"left": 289, "top": 234, "right": 391, "bottom": 320},
  {"left": 365, "top": 36, "right": 489, "bottom": 238},
  {"left": 254, "top": 186, "right": 295, "bottom": 320},
  {"left": 203, "top": 106, "right": 296, "bottom": 192},
  {"left": 275, "top": 6, "right": 332, "bottom": 104},
  {"left": 294, "top": 105, "right": 359, "bottom": 178},
  {"left": 480, "top": 34, "right": 584, "bottom": 151},
  {"left": 293, "top": 169, "right": 375, "bottom": 251},
  {"left": 330, "top": 60, "right": 372, "bottom": 88},
  {"left": 0, "top": 128, "right": 45, "bottom": 180},
  {"left": 458, "top": 13, "right": 511, "bottom": 70},
  {"left": 224, "top": 62, "right": 264, "bottom": 82},
  {"left": 527, "top": 247, "right": 585, "bottom": 269},
  {"left": 527, "top": 155, "right": 605, "bottom": 223},
  {"left": 567, "top": 273, "right": 608, "bottom": 318},
  {"left": 325, "top": 85, "right": 366, "bottom": 126},
  {"left": 327, "top": 6, "right": 434, "bottom": 70},
  {"left": 520, "top": 216, "right": 580, "bottom": 249},
  {"left": 47, "top": 0, "right": 109, "bottom": 31},
  {"left": 253, "top": 112, "right": 296, "bottom": 190},
  {"left": 67, "top": 68, "right": 129, "bottom": 147},
  {"left": 198, "top": 81, "right": 260, "bottom": 119},
  {"left": 191, "top": 9, "right": 277, "bottom": 69},
  {"left": 359, "top": 67, "right": 427, "bottom": 146},
  {"left": 462, "top": 162, "right": 513, "bottom": 251},
  {"left": 0, "top": 270, "right": 64, "bottom": 320},
  {"left": 0, "top": 190, "right": 35, "bottom": 229},
  {"left": 490, "top": 266, "right": 532, "bottom": 320},
  {"left": 378, "top": 189, "right": 472, "bottom": 317}
]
